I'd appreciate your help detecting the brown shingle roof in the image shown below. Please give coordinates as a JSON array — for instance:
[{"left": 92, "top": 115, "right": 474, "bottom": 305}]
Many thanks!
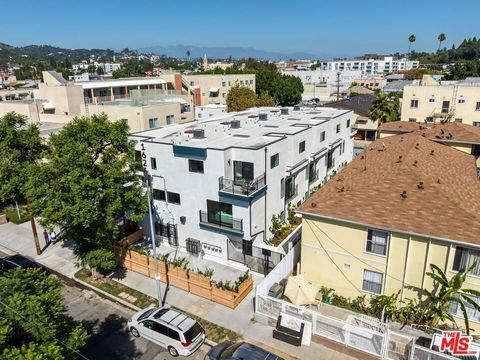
[
  {"left": 379, "top": 121, "right": 480, "bottom": 144},
  {"left": 298, "top": 134, "right": 480, "bottom": 245}
]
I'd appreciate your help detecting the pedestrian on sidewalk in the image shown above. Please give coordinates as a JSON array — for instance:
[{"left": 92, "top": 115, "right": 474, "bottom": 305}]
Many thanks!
[
  {"left": 50, "top": 231, "right": 57, "bottom": 244},
  {"left": 43, "top": 229, "right": 50, "bottom": 245}
]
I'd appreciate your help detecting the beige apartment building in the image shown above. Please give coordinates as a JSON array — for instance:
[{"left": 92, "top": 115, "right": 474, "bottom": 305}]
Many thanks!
[
  {"left": 297, "top": 133, "right": 480, "bottom": 329},
  {"left": 162, "top": 74, "right": 255, "bottom": 106},
  {"left": 0, "top": 71, "right": 194, "bottom": 132},
  {"left": 401, "top": 75, "right": 480, "bottom": 126}
]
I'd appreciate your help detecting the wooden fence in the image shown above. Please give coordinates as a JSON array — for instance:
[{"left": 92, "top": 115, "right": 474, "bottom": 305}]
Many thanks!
[{"left": 114, "top": 246, "right": 253, "bottom": 309}]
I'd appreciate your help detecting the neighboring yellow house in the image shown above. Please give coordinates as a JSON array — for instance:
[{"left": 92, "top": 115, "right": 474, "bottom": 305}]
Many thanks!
[
  {"left": 297, "top": 133, "right": 480, "bottom": 327},
  {"left": 400, "top": 75, "right": 480, "bottom": 126},
  {"left": 378, "top": 121, "right": 480, "bottom": 166}
]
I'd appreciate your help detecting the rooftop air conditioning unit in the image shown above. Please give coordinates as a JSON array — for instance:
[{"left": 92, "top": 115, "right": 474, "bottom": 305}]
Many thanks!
[
  {"left": 193, "top": 129, "right": 205, "bottom": 139},
  {"left": 293, "top": 105, "right": 301, "bottom": 111},
  {"left": 259, "top": 113, "right": 268, "bottom": 121},
  {"left": 281, "top": 108, "right": 289, "bottom": 115},
  {"left": 230, "top": 119, "right": 241, "bottom": 129}
]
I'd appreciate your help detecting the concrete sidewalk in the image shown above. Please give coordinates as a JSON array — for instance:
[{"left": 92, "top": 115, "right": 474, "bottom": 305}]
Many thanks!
[{"left": 0, "top": 221, "right": 358, "bottom": 360}]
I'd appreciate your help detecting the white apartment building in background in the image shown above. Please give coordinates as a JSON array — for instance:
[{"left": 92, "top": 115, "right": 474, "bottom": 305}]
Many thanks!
[
  {"left": 131, "top": 106, "right": 355, "bottom": 273},
  {"left": 72, "top": 62, "right": 121, "bottom": 75},
  {"left": 318, "top": 57, "right": 419, "bottom": 75},
  {"left": 281, "top": 69, "right": 363, "bottom": 101}
]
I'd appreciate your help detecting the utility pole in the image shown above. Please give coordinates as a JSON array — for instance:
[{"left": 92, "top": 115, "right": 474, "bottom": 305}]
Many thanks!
[{"left": 336, "top": 72, "right": 341, "bottom": 101}]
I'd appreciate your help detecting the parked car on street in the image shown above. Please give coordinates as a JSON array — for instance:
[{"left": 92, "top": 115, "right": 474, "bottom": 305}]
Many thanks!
[
  {"left": 205, "top": 341, "right": 284, "bottom": 360},
  {"left": 0, "top": 255, "right": 41, "bottom": 275},
  {"left": 128, "top": 306, "right": 205, "bottom": 357}
]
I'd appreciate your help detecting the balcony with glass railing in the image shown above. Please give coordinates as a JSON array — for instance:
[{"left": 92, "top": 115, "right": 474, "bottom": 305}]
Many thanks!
[{"left": 199, "top": 210, "right": 243, "bottom": 234}]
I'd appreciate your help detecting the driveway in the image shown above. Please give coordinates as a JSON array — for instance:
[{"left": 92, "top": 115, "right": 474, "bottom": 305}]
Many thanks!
[{"left": 63, "top": 284, "right": 208, "bottom": 360}]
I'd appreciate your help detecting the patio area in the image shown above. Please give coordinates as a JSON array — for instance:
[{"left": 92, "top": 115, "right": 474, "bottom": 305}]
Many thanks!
[{"left": 129, "top": 237, "right": 252, "bottom": 283}]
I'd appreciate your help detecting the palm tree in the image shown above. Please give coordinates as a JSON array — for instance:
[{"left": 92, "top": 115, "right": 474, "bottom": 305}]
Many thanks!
[
  {"left": 407, "top": 34, "right": 416, "bottom": 56},
  {"left": 423, "top": 262, "right": 480, "bottom": 334},
  {"left": 186, "top": 50, "right": 191, "bottom": 61},
  {"left": 369, "top": 93, "right": 399, "bottom": 124},
  {"left": 437, "top": 33, "right": 446, "bottom": 51}
]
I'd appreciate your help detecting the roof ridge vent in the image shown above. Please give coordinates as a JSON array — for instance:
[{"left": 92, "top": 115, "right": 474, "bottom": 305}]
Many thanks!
[
  {"left": 400, "top": 190, "right": 407, "bottom": 199},
  {"left": 396, "top": 155, "right": 403, "bottom": 163},
  {"left": 412, "top": 160, "right": 418, "bottom": 167},
  {"left": 430, "top": 150, "right": 435, "bottom": 156},
  {"left": 417, "top": 181, "right": 424, "bottom": 190}
]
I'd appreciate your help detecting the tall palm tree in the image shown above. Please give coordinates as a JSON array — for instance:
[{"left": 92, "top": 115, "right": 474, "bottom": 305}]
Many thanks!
[
  {"left": 423, "top": 262, "right": 480, "bottom": 335},
  {"left": 186, "top": 50, "right": 191, "bottom": 61},
  {"left": 437, "top": 33, "right": 446, "bottom": 51},
  {"left": 407, "top": 34, "right": 416, "bottom": 56}
]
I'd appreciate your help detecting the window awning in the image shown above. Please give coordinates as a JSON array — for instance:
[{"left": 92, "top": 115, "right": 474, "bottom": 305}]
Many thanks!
[
  {"left": 209, "top": 87, "right": 219, "bottom": 93},
  {"left": 42, "top": 102, "right": 55, "bottom": 110}
]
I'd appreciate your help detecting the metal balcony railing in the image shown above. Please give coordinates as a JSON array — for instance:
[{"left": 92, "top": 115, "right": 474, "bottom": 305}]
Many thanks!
[
  {"left": 199, "top": 210, "right": 243, "bottom": 233},
  {"left": 218, "top": 173, "right": 266, "bottom": 196}
]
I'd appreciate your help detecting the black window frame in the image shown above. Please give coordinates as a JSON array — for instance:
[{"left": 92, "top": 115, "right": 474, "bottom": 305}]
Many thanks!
[
  {"left": 151, "top": 157, "right": 157, "bottom": 170},
  {"left": 346, "top": 119, "right": 350, "bottom": 128},
  {"left": 320, "top": 131, "right": 326, "bottom": 142},
  {"left": 336, "top": 124, "right": 340, "bottom": 133},
  {"left": 270, "top": 153, "right": 279, "bottom": 169},
  {"left": 410, "top": 99, "right": 418, "bottom": 108},
  {"left": 153, "top": 189, "right": 166, "bottom": 201},
  {"left": 167, "top": 192, "right": 181, "bottom": 205},
  {"left": 188, "top": 159, "right": 204, "bottom": 174},
  {"left": 298, "top": 141, "right": 306, "bottom": 153}
]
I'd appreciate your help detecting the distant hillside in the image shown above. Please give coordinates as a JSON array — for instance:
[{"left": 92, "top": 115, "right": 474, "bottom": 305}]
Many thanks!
[
  {"left": 138, "top": 44, "right": 320, "bottom": 60},
  {"left": 410, "top": 37, "right": 480, "bottom": 64},
  {"left": 0, "top": 43, "right": 120, "bottom": 64}
]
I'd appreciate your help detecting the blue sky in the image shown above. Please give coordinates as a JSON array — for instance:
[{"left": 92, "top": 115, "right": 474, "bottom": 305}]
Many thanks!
[{"left": 2, "top": 0, "right": 479, "bottom": 58}]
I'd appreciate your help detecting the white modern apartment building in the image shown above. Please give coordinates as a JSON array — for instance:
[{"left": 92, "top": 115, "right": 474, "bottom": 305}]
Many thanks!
[
  {"left": 318, "top": 57, "right": 419, "bottom": 75},
  {"left": 281, "top": 69, "right": 363, "bottom": 101},
  {"left": 72, "top": 62, "right": 121, "bottom": 75},
  {"left": 131, "top": 106, "right": 355, "bottom": 272}
]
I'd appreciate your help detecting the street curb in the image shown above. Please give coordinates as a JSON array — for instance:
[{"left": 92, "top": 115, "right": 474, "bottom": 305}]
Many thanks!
[
  {"left": 73, "top": 277, "right": 143, "bottom": 312},
  {"left": 74, "top": 276, "right": 217, "bottom": 348}
]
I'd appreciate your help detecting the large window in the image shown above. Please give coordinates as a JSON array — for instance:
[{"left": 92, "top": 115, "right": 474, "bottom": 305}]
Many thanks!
[
  {"left": 188, "top": 159, "right": 204, "bottom": 173},
  {"left": 280, "top": 178, "right": 285, "bottom": 199},
  {"left": 441, "top": 101, "right": 450, "bottom": 113},
  {"left": 362, "top": 270, "right": 383, "bottom": 294},
  {"left": 166, "top": 115, "right": 175, "bottom": 124},
  {"left": 410, "top": 100, "right": 418, "bottom": 108},
  {"left": 452, "top": 246, "right": 480, "bottom": 276},
  {"left": 299, "top": 141, "right": 306, "bottom": 153},
  {"left": 366, "top": 229, "right": 388, "bottom": 256},
  {"left": 233, "top": 161, "right": 254, "bottom": 186},
  {"left": 207, "top": 200, "right": 233, "bottom": 228},
  {"left": 449, "top": 296, "right": 480, "bottom": 322},
  {"left": 270, "top": 153, "right": 279, "bottom": 169},
  {"left": 153, "top": 189, "right": 166, "bottom": 201}
]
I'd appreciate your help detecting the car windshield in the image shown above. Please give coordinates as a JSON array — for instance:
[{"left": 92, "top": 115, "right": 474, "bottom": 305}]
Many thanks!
[
  {"left": 219, "top": 342, "right": 243, "bottom": 359},
  {"left": 8, "top": 256, "right": 35, "bottom": 267},
  {"left": 183, "top": 322, "right": 203, "bottom": 343},
  {"left": 138, "top": 308, "right": 156, "bottom": 321}
]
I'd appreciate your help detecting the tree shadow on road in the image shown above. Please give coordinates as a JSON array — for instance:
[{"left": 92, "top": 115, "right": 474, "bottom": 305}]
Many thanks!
[{"left": 81, "top": 313, "right": 143, "bottom": 360}]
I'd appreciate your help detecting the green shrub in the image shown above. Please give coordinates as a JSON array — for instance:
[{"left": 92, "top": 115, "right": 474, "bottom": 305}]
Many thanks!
[{"left": 3, "top": 206, "right": 29, "bottom": 224}]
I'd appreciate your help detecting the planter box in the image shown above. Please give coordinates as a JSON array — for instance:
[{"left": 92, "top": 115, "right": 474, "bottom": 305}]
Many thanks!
[
  {"left": 167, "top": 266, "right": 189, "bottom": 292},
  {"left": 189, "top": 272, "right": 213, "bottom": 300},
  {"left": 211, "top": 275, "right": 253, "bottom": 309}
]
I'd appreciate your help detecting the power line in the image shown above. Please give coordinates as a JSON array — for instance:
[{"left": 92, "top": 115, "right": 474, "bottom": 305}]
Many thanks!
[
  {"left": 0, "top": 298, "right": 90, "bottom": 360},
  {"left": 306, "top": 219, "right": 421, "bottom": 291},
  {"left": 304, "top": 220, "right": 363, "bottom": 295}
]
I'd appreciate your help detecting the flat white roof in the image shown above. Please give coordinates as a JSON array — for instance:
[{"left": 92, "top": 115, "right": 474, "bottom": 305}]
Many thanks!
[
  {"left": 78, "top": 77, "right": 167, "bottom": 90},
  {"left": 132, "top": 106, "right": 351, "bottom": 150}
]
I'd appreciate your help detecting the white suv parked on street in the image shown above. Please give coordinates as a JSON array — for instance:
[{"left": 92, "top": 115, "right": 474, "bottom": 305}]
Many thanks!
[{"left": 128, "top": 306, "right": 205, "bottom": 357}]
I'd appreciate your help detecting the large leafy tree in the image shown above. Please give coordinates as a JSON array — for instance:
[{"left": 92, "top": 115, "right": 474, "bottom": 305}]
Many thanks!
[
  {"left": 26, "top": 115, "right": 147, "bottom": 276},
  {"left": 0, "top": 268, "right": 89, "bottom": 359},
  {"left": 368, "top": 93, "right": 399, "bottom": 124},
  {"left": 0, "top": 112, "right": 45, "bottom": 254},
  {"left": 226, "top": 85, "right": 275, "bottom": 111}
]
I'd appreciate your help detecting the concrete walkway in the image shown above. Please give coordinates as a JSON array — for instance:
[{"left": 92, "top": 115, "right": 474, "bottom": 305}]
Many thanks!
[{"left": 0, "top": 221, "right": 359, "bottom": 360}]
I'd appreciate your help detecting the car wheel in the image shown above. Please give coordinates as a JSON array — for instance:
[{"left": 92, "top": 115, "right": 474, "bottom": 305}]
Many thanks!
[
  {"left": 168, "top": 346, "right": 179, "bottom": 357},
  {"left": 130, "top": 327, "right": 140, "bottom": 337}
]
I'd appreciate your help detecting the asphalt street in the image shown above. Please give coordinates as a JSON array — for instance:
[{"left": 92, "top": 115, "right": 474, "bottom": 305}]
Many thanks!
[{"left": 63, "top": 284, "right": 209, "bottom": 360}]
